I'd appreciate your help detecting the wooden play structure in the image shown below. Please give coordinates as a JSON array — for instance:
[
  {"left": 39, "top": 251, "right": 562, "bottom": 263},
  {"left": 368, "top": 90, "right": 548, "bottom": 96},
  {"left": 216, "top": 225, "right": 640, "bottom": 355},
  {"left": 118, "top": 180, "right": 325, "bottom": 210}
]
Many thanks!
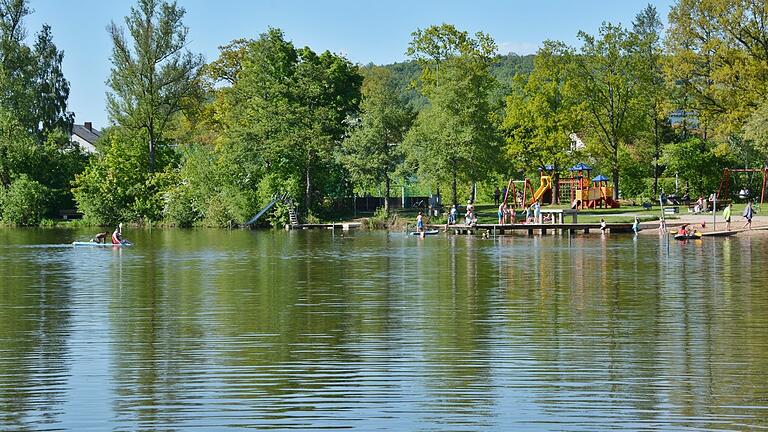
[
  {"left": 501, "top": 163, "right": 617, "bottom": 210},
  {"left": 501, "top": 175, "right": 553, "bottom": 209},
  {"left": 561, "top": 163, "right": 619, "bottom": 209},
  {"left": 717, "top": 167, "right": 768, "bottom": 205}
]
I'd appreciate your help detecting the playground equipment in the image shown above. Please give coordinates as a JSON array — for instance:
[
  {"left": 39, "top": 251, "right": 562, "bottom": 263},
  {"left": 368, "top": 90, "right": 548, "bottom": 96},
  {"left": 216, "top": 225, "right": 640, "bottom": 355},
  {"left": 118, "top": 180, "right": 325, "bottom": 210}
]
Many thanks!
[
  {"left": 717, "top": 167, "right": 768, "bottom": 205},
  {"left": 526, "top": 175, "right": 552, "bottom": 206},
  {"left": 563, "top": 163, "right": 619, "bottom": 209},
  {"left": 245, "top": 192, "right": 291, "bottom": 226},
  {"left": 501, "top": 175, "right": 553, "bottom": 209},
  {"left": 501, "top": 162, "right": 617, "bottom": 210}
]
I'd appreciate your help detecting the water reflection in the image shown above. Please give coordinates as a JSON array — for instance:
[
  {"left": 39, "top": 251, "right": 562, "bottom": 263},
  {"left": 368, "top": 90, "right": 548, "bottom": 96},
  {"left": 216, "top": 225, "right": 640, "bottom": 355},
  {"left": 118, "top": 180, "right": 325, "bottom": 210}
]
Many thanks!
[{"left": 0, "top": 229, "right": 767, "bottom": 430}]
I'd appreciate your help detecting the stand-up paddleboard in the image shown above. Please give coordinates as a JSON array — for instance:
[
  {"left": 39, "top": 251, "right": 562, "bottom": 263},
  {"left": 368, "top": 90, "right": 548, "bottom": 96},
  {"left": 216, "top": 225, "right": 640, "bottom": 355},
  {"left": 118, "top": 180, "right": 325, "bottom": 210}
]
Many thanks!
[
  {"left": 409, "top": 229, "right": 440, "bottom": 236},
  {"left": 72, "top": 241, "right": 133, "bottom": 247}
]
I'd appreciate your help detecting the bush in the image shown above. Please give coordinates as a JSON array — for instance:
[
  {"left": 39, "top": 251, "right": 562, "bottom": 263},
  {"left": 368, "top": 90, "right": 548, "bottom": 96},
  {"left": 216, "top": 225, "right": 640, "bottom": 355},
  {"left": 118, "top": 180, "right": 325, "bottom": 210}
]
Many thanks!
[
  {"left": 202, "top": 188, "right": 249, "bottom": 227},
  {"left": 73, "top": 130, "right": 163, "bottom": 225},
  {"left": 1, "top": 176, "right": 49, "bottom": 226},
  {"left": 164, "top": 184, "right": 200, "bottom": 227}
]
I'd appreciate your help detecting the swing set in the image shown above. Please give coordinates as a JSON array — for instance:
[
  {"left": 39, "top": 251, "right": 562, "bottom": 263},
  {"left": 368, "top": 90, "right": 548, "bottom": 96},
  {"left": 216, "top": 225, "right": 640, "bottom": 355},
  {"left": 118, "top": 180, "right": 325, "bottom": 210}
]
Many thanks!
[{"left": 717, "top": 168, "right": 768, "bottom": 206}]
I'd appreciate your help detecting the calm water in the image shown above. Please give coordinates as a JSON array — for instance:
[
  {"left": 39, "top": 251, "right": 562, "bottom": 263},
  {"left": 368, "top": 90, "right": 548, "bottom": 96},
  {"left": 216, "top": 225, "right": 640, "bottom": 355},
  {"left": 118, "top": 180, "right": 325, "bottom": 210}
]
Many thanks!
[{"left": 1, "top": 228, "right": 767, "bottom": 431}]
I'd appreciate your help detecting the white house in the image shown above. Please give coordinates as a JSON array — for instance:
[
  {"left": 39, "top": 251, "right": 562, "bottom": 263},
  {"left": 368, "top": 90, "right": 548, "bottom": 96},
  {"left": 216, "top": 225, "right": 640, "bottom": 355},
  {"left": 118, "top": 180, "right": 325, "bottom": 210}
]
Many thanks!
[
  {"left": 569, "top": 132, "right": 586, "bottom": 152},
  {"left": 71, "top": 122, "right": 101, "bottom": 153}
]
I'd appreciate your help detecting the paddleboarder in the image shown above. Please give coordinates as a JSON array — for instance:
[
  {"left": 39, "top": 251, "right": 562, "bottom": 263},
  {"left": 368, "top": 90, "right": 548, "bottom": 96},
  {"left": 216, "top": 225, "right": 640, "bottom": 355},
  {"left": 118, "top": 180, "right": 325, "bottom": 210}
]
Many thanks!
[
  {"left": 416, "top": 212, "right": 424, "bottom": 233},
  {"left": 91, "top": 231, "right": 109, "bottom": 243},
  {"left": 112, "top": 223, "right": 125, "bottom": 244}
]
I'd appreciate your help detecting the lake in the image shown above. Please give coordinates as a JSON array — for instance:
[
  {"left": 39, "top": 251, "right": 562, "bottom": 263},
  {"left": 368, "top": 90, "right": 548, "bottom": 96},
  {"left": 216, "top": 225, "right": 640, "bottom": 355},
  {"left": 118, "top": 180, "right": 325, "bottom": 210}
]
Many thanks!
[{"left": 0, "top": 228, "right": 767, "bottom": 431}]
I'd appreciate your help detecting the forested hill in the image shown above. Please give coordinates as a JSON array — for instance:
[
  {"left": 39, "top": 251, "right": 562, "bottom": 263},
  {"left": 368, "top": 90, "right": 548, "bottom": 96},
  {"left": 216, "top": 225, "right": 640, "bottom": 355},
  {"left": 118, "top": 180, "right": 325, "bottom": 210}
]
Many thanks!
[{"left": 375, "top": 53, "right": 536, "bottom": 110}]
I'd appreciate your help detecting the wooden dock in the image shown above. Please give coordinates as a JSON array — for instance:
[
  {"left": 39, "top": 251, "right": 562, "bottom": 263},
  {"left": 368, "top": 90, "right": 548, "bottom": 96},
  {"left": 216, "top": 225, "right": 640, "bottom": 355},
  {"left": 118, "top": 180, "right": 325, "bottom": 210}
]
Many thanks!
[
  {"left": 428, "top": 223, "right": 634, "bottom": 236},
  {"left": 285, "top": 222, "right": 362, "bottom": 231}
]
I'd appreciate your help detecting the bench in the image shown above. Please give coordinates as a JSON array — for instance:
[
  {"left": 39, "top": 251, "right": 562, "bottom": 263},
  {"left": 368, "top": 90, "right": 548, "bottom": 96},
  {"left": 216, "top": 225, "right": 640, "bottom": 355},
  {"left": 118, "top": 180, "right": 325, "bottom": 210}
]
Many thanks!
[{"left": 663, "top": 207, "right": 679, "bottom": 214}]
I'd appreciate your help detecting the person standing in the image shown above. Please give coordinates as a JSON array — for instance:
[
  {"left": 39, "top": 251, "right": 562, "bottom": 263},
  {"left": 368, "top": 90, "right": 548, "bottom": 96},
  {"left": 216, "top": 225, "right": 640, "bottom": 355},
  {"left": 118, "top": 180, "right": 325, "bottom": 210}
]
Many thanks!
[
  {"left": 632, "top": 216, "right": 640, "bottom": 234},
  {"left": 493, "top": 187, "right": 501, "bottom": 206},
  {"left": 743, "top": 201, "right": 753, "bottom": 230},
  {"left": 723, "top": 203, "right": 732, "bottom": 231},
  {"left": 498, "top": 203, "right": 505, "bottom": 224},
  {"left": 416, "top": 212, "right": 424, "bottom": 233},
  {"left": 533, "top": 201, "right": 541, "bottom": 224}
]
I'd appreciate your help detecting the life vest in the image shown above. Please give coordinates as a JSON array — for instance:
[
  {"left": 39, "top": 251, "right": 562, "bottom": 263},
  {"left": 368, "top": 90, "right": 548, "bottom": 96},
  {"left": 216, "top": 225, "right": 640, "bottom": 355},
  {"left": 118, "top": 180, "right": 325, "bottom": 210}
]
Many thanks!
[{"left": 112, "top": 231, "right": 121, "bottom": 244}]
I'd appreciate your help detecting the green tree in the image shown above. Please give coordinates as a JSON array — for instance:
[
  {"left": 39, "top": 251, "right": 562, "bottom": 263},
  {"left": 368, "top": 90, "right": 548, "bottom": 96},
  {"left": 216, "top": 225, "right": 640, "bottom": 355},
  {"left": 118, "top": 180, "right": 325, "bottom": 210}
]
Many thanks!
[
  {"left": 0, "top": 0, "right": 36, "bottom": 131},
  {"left": 73, "top": 129, "right": 157, "bottom": 225},
  {"left": 633, "top": 4, "right": 668, "bottom": 196},
  {"left": 571, "top": 23, "right": 645, "bottom": 199},
  {"left": 1, "top": 174, "right": 48, "bottom": 226},
  {"left": 341, "top": 67, "right": 413, "bottom": 213},
  {"left": 404, "top": 24, "right": 500, "bottom": 206},
  {"left": 502, "top": 40, "right": 581, "bottom": 202},
  {"left": 107, "top": 0, "right": 204, "bottom": 173},
  {"left": 744, "top": 101, "right": 768, "bottom": 163},
  {"left": 32, "top": 24, "right": 73, "bottom": 138},
  {"left": 666, "top": 0, "right": 768, "bottom": 137},
  {"left": 225, "top": 28, "right": 362, "bottom": 214},
  {"left": 661, "top": 137, "right": 735, "bottom": 196}
]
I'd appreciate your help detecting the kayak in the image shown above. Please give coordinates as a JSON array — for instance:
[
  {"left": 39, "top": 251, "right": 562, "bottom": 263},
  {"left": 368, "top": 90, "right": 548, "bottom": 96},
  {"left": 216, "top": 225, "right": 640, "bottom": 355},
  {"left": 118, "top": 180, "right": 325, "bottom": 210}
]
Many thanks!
[
  {"left": 72, "top": 241, "right": 133, "bottom": 247},
  {"left": 409, "top": 230, "right": 440, "bottom": 236},
  {"left": 673, "top": 233, "right": 702, "bottom": 240}
]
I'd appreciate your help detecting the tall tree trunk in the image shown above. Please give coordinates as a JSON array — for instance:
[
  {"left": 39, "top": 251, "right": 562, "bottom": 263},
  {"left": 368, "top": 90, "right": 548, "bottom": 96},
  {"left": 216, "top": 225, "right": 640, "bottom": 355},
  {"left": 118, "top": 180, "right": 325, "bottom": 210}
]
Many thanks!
[
  {"left": 612, "top": 140, "right": 620, "bottom": 200},
  {"left": 0, "top": 146, "right": 9, "bottom": 188},
  {"left": 305, "top": 164, "right": 311, "bottom": 215},
  {"left": 653, "top": 117, "right": 660, "bottom": 197},
  {"left": 384, "top": 176, "right": 390, "bottom": 214},
  {"left": 148, "top": 137, "right": 156, "bottom": 173},
  {"left": 553, "top": 171, "right": 560, "bottom": 204},
  {"left": 148, "top": 121, "right": 156, "bottom": 173},
  {"left": 451, "top": 169, "right": 457, "bottom": 207}
]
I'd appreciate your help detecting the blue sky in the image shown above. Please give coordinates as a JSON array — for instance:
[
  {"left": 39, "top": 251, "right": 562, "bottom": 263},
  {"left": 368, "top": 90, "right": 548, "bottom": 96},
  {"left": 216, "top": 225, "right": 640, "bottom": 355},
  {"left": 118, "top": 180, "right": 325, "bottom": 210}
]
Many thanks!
[{"left": 25, "top": 0, "right": 674, "bottom": 128}]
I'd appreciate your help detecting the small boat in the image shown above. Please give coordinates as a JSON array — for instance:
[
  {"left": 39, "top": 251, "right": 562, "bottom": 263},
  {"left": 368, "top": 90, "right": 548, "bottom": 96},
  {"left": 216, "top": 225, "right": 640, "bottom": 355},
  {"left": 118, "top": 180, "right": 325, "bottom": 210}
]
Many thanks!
[
  {"left": 673, "top": 233, "right": 702, "bottom": 240},
  {"left": 72, "top": 241, "right": 133, "bottom": 247},
  {"left": 409, "top": 229, "right": 440, "bottom": 236}
]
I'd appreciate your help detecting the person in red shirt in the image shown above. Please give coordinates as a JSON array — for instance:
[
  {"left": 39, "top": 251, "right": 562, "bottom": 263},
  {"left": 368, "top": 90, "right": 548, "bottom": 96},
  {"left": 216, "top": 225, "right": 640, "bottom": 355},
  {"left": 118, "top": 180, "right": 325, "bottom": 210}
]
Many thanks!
[{"left": 112, "top": 224, "right": 124, "bottom": 244}]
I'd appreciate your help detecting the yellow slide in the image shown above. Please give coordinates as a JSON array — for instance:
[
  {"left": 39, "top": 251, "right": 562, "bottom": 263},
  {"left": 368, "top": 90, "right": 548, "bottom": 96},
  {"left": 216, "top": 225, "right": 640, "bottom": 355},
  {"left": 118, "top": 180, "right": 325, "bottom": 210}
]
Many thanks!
[{"left": 526, "top": 176, "right": 552, "bottom": 206}]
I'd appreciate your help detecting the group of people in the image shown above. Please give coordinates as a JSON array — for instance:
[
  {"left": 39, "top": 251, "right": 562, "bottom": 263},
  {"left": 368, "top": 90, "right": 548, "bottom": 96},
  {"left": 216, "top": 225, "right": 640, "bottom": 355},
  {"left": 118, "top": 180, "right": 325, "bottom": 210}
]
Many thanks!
[
  {"left": 497, "top": 202, "right": 516, "bottom": 224},
  {"left": 443, "top": 201, "right": 477, "bottom": 227}
]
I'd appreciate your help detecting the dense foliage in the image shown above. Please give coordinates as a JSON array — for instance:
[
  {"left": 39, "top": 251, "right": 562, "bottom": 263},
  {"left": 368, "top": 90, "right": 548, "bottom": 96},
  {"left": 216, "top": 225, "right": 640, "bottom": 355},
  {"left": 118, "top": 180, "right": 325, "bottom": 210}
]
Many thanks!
[
  {"left": 0, "top": 0, "right": 86, "bottom": 225},
  {"left": 4, "top": 0, "right": 768, "bottom": 227}
]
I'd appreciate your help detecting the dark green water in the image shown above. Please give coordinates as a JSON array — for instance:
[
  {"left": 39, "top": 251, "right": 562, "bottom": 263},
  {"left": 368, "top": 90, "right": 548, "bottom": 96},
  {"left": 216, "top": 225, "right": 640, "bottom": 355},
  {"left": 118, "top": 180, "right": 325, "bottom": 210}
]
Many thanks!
[{"left": 0, "top": 228, "right": 767, "bottom": 431}]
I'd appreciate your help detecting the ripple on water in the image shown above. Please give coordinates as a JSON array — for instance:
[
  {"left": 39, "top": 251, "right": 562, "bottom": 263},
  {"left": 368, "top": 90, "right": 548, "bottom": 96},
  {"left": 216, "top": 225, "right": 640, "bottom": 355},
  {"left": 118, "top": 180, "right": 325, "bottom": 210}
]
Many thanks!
[{"left": 0, "top": 230, "right": 767, "bottom": 430}]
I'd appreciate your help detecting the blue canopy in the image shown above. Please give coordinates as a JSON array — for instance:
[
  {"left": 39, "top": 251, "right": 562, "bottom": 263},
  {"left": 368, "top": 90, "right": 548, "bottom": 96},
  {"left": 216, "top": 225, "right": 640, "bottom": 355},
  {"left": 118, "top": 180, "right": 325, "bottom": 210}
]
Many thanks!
[
  {"left": 569, "top": 162, "right": 592, "bottom": 171},
  {"left": 592, "top": 175, "right": 610, "bottom": 182}
]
